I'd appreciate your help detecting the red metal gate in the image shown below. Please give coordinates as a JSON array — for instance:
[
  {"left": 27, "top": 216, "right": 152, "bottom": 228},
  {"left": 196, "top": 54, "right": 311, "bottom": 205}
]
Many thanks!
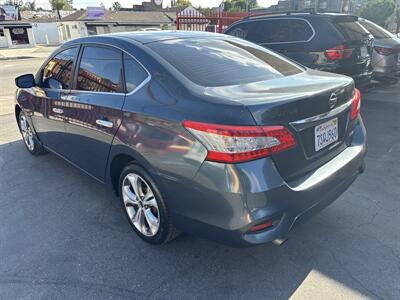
[{"left": 176, "top": 11, "right": 249, "bottom": 33}]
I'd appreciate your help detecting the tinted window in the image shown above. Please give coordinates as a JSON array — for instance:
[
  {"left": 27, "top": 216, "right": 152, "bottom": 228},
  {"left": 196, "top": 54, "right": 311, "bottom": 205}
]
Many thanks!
[
  {"left": 335, "top": 21, "right": 369, "bottom": 41},
  {"left": 227, "top": 19, "right": 314, "bottom": 44},
  {"left": 124, "top": 53, "right": 148, "bottom": 93},
  {"left": 77, "top": 46, "right": 123, "bottom": 93},
  {"left": 359, "top": 21, "right": 392, "bottom": 39},
  {"left": 42, "top": 47, "right": 78, "bottom": 89},
  {"left": 148, "top": 38, "right": 303, "bottom": 87}
]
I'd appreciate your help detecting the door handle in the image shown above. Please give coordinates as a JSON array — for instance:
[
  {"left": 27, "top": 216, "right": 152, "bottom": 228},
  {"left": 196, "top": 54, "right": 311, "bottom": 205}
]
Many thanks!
[
  {"left": 52, "top": 107, "right": 64, "bottom": 114},
  {"left": 96, "top": 119, "right": 113, "bottom": 128}
]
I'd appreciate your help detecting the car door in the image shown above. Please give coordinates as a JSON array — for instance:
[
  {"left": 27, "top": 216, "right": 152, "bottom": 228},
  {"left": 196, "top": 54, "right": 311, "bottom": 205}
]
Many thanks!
[
  {"left": 61, "top": 45, "right": 125, "bottom": 182},
  {"left": 31, "top": 46, "right": 79, "bottom": 154}
]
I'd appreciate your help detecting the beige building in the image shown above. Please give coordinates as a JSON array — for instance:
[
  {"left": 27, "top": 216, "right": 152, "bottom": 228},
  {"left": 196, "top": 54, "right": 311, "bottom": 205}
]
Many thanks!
[
  {"left": 0, "top": 21, "right": 36, "bottom": 48},
  {"left": 58, "top": 10, "right": 175, "bottom": 42}
]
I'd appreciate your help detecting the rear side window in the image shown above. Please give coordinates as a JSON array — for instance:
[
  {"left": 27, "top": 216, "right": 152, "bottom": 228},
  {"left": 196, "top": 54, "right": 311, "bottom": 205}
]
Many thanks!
[
  {"left": 334, "top": 20, "right": 369, "bottom": 41},
  {"left": 227, "top": 19, "right": 314, "bottom": 44},
  {"left": 123, "top": 53, "right": 148, "bottom": 93},
  {"left": 42, "top": 47, "right": 78, "bottom": 89},
  {"left": 359, "top": 21, "right": 392, "bottom": 39},
  {"left": 77, "top": 46, "right": 123, "bottom": 93},
  {"left": 148, "top": 38, "right": 303, "bottom": 87}
]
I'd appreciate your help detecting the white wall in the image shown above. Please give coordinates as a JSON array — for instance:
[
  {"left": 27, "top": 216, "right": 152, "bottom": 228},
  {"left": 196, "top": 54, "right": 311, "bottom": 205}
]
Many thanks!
[
  {"left": 0, "top": 27, "right": 36, "bottom": 48},
  {"left": 0, "top": 28, "right": 8, "bottom": 48},
  {"left": 58, "top": 21, "right": 88, "bottom": 43},
  {"left": 32, "top": 22, "right": 60, "bottom": 45}
]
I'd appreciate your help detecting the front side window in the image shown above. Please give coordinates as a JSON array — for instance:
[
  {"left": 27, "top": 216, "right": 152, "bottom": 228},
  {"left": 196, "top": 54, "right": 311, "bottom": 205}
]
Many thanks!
[
  {"left": 148, "top": 38, "right": 303, "bottom": 87},
  {"left": 124, "top": 53, "right": 148, "bottom": 93},
  {"left": 42, "top": 47, "right": 78, "bottom": 89},
  {"left": 227, "top": 19, "right": 314, "bottom": 44},
  {"left": 77, "top": 46, "right": 123, "bottom": 93}
]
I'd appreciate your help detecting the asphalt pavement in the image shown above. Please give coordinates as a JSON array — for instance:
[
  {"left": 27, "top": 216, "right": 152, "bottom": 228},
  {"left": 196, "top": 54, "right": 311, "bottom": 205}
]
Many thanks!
[{"left": 0, "top": 58, "right": 399, "bottom": 299}]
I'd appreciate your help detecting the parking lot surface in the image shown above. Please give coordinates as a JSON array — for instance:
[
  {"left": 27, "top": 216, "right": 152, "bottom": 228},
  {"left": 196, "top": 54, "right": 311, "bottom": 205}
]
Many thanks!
[{"left": 0, "top": 58, "right": 399, "bottom": 299}]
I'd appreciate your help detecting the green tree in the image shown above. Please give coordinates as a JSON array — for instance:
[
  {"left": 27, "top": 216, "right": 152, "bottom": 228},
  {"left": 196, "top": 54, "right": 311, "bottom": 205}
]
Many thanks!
[
  {"left": 361, "top": 0, "right": 395, "bottom": 27},
  {"left": 49, "top": 0, "right": 73, "bottom": 20},
  {"left": 21, "top": 1, "right": 36, "bottom": 11},
  {"left": 112, "top": 1, "right": 121, "bottom": 11},
  {"left": 174, "top": 0, "right": 192, "bottom": 7},
  {"left": 224, "top": 0, "right": 258, "bottom": 12}
]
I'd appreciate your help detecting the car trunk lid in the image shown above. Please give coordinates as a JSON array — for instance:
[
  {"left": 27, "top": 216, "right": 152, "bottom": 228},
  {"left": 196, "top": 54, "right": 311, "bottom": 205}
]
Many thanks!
[{"left": 204, "top": 70, "right": 355, "bottom": 181}]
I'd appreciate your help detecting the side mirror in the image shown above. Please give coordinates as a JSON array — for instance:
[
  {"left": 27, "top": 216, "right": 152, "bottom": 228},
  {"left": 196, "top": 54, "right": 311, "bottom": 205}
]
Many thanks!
[
  {"left": 46, "top": 78, "right": 63, "bottom": 90},
  {"left": 15, "top": 74, "right": 35, "bottom": 88}
]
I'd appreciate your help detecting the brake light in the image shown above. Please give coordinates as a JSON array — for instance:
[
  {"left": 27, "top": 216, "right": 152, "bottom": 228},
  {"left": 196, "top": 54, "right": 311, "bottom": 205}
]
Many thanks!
[
  {"left": 325, "top": 44, "right": 353, "bottom": 60},
  {"left": 182, "top": 121, "right": 296, "bottom": 163},
  {"left": 248, "top": 220, "right": 273, "bottom": 233},
  {"left": 351, "top": 88, "right": 361, "bottom": 120},
  {"left": 374, "top": 46, "right": 398, "bottom": 56}
]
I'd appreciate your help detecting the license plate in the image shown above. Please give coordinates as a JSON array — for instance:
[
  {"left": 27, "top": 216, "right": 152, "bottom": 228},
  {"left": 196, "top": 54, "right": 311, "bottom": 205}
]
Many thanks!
[
  {"left": 361, "top": 46, "right": 369, "bottom": 57},
  {"left": 315, "top": 118, "right": 338, "bottom": 152}
]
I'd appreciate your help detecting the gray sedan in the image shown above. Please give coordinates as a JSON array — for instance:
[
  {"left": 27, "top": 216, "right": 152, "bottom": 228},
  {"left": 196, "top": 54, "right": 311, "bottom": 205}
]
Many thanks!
[{"left": 359, "top": 18, "right": 400, "bottom": 78}]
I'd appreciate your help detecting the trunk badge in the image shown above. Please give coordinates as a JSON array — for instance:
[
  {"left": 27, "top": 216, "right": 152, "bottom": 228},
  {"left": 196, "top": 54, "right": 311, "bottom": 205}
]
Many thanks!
[{"left": 329, "top": 93, "right": 338, "bottom": 109}]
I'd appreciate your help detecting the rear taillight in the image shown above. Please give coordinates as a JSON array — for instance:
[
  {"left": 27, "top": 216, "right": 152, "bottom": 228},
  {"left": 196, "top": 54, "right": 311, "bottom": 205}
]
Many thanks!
[
  {"left": 351, "top": 88, "right": 361, "bottom": 120},
  {"left": 325, "top": 44, "right": 353, "bottom": 60},
  {"left": 248, "top": 220, "right": 273, "bottom": 233},
  {"left": 182, "top": 121, "right": 296, "bottom": 163},
  {"left": 374, "top": 46, "right": 398, "bottom": 56}
]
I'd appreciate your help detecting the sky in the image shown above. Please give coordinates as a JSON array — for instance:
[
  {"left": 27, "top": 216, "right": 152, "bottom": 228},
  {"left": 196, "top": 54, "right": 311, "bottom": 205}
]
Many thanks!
[{"left": 28, "top": 0, "right": 278, "bottom": 10}]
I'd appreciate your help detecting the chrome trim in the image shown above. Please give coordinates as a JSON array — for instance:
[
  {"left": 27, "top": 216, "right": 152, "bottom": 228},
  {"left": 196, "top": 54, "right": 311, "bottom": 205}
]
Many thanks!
[
  {"left": 52, "top": 107, "right": 64, "bottom": 114},
  {"left": 290, "top": 98, "right": 353, "bottom": 131},
  {"left": 96, "top": 119, "right": 114, "bottom": 128},
  {"left": 329, "top": 93, "right": 338, "bottom": 109}
]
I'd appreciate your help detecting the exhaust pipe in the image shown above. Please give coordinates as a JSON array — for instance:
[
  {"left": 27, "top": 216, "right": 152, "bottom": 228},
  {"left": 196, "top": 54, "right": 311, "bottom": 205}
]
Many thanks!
[{"left": 272, "top": 237, "right": 287, "bottom": 246}]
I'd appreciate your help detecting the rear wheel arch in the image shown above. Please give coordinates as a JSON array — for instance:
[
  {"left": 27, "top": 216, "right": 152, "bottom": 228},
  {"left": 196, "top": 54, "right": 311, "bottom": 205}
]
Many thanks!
[{"left": 107, "top": 145, "right": 156, "bottom": 196}]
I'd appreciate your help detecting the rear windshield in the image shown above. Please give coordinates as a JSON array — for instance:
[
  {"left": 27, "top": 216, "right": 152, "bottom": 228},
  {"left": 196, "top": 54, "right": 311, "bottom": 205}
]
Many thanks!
[
  {"left": 148, "top": 38, "right": 303, "bottom": 87},
  {"left": 334, "top": 20, "right": 369, "bottom": 41},
  {"left": 359, "top": 20, "right": 393, "bottom": 39}
]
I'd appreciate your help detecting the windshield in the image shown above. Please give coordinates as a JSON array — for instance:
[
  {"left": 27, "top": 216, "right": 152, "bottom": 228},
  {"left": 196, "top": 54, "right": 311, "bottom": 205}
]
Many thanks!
[
  {"left": 359, "top": 20, "right": 393, "bottom": 39},
  {"left": 148, "top": 38, "right": 303, "bottom": 87}
]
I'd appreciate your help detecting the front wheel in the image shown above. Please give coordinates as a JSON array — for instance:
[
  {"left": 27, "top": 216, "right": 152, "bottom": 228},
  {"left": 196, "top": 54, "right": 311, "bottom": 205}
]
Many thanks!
[
  {"left": 18, "top": 111, "right": 47, "bottom": 155},
  {"left": 119, "top": 163, "right": 179, "bottom": 245}
]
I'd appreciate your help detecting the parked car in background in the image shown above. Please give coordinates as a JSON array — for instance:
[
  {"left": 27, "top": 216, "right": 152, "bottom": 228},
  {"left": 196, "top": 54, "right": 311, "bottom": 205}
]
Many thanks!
[
  {"left": 225, "top": 12, "right": 374, "bottom": 86},
  {"left": 359, "top": 18, "right": 400, "bottom": 79},
  {"left": 14, "top": 32, "right": 366, "bottom": 247}
]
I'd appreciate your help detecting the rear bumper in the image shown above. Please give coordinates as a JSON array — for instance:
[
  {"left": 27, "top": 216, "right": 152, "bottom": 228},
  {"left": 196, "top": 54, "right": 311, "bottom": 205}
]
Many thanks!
[
  {"left": 319, "top": 64, "right": 373, "bottom": 87},
  {"left": 372, "top": 53, "right": 400, "bottom": 77},
  {"left": 373, "top": 64, "right": 400, "bottom": 77},
  {"left": 165, "top": 118, "right": 367, "bottom": 247}
]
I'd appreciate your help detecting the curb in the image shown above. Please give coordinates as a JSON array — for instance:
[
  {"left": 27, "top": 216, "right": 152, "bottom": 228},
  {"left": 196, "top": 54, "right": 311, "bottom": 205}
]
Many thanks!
[{"left": 0, "top": 56, "right": 36, "bottom": 61}]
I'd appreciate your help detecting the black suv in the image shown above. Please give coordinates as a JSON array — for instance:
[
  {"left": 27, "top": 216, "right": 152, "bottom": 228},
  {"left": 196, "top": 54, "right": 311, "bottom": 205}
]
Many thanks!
[{"left": 225, "top": 12, "right": 374, "bottom": 86}]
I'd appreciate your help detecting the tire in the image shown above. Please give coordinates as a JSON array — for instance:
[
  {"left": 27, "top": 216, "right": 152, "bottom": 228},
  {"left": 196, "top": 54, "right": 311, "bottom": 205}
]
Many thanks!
[
  {"left": 119, "top": 163, "right": 179, "bottom": 245},
  {"left": 18, "top": 111, "right": 47, "bottom": 156}
]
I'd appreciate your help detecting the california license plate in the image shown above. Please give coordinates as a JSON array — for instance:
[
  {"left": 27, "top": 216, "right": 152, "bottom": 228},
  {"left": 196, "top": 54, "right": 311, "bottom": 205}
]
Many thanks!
[
  {"left": 361, "top": 46, "right": 369, "bottom": 57},
  {"left": 315, "top": 118, "right": 338, "bottom": 152}
]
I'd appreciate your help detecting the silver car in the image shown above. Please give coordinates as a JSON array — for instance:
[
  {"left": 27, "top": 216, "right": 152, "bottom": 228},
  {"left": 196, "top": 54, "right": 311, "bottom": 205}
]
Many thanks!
[{"left": 359, "top": 18, "right": 400, "bottom": 78}]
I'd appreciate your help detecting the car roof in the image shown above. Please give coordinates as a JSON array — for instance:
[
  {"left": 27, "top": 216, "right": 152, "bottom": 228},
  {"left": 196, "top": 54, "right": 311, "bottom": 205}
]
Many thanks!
[
  {"left": 99, "top": 30, "right": 226, "bottom": 44},
  {"left": 240, "top": 12, "right": 357, "bottom": 21}
]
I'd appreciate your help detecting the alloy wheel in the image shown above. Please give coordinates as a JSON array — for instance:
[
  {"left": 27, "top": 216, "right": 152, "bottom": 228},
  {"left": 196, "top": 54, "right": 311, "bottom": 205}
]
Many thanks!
[
  {"left": 122, "top": 173, "right": 160, "bottom": 237},
  {"left": 19, "top": 114, "right": 35, "bottom": 151}
]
